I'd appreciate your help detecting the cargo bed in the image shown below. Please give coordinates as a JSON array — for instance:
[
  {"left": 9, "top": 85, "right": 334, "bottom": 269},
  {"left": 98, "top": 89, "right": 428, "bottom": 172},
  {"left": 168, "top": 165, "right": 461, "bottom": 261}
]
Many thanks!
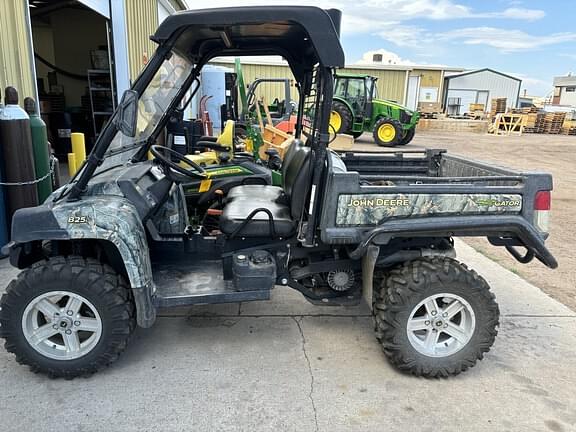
[{"left": 320, "top": 149, "right": 556, "bottom": 268}]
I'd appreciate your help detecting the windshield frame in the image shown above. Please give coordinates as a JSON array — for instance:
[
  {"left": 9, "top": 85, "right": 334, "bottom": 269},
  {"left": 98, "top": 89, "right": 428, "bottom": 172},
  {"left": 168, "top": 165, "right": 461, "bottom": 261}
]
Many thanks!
[{"left": 65, "top": 42, "right": 202, "bottom": 201}]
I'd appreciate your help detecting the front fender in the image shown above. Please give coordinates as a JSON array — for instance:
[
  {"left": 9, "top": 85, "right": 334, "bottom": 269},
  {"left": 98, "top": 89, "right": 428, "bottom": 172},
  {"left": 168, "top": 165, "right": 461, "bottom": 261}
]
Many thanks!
[{"left": 11, "top": 197, "right": 152, "bottom": 290}]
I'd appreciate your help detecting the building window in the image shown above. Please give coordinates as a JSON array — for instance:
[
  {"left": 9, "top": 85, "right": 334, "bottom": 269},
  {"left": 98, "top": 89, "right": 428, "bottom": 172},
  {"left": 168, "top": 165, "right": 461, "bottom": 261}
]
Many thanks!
[{"left": 566, "top": 87, "right": 576, "bottom": 92}]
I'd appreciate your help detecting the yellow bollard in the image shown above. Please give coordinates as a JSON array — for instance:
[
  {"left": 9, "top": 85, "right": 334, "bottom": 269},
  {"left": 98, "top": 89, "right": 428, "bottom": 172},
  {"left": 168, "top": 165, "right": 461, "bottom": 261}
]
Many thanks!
[
  {"left": 71, "top": 132, "right": 86, "bottom": 169},
  {"left": 67, "top": 153, "right": 77, "bottom": 177}
]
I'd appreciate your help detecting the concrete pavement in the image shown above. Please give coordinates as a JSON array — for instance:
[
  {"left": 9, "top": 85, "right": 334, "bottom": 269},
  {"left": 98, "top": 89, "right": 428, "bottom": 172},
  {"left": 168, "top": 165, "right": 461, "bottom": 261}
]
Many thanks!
[{"left": 0, "top": 240, "right": 575, "bottom": 432}]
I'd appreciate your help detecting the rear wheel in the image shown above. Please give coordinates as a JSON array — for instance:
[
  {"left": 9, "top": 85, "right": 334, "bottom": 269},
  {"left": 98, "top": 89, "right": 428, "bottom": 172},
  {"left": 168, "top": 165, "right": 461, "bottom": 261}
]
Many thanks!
[
  {"left": 373, "top": 118, "right": 403, "bottom": 146},
  {"left": 0, "top": 256, "right": 135, "bottom": 378},
  {"left": 330, "top": 101, "right": 352, "bottom": 135},
  {"left": 373, "top": 257, "right": 499, "bottom": 377},
  {"left": 399, "top": 127, "right": 416, "bottom": 145}
]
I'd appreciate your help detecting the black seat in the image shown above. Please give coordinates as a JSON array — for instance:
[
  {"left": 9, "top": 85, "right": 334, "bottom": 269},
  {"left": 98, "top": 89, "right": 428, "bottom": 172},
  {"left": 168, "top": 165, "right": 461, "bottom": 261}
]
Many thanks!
[{"left": 219, "top": 140, "right": 311, "bottom": 237}]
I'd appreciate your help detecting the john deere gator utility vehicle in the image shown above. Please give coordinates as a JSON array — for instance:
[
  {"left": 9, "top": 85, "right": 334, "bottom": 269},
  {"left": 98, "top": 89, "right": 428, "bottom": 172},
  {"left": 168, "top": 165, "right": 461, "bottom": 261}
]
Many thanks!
[
  {"left": 330, "top": 73, "right": 420, "bottom": 146},
  {"left": 0, "top": 7, "right": 556, "bottom": 379}
]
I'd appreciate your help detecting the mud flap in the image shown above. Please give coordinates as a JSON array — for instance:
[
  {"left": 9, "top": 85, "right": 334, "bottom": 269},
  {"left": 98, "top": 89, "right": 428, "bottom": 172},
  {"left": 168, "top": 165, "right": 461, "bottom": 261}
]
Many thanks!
[{"left": 361, "top": 244, "right": 380, "bottom": 311}]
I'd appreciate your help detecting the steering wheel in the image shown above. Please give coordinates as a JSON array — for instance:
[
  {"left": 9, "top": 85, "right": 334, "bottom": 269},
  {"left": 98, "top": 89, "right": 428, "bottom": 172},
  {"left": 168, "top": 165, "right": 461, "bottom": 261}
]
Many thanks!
[{"left": 150, "top": 145, "right": 207, "bottom": 180}]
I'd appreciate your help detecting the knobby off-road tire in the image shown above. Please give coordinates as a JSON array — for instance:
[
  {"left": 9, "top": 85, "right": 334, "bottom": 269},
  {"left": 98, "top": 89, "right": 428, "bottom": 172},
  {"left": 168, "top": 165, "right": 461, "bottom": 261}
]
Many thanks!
[
  {"left": 330, "top": 101, "right": 353, "bottom": 135},
  {"left": 0, "top": 256, "right": 135, "bottom": 379},
  {"left": 373, "top": 117, "right": 403, "bottom": 147},
  {"left": 399, "top": 127, "right": 416, "bottom": 145},
  {"left": 373, "top": 257, "right": 499, "bottom": 377}
]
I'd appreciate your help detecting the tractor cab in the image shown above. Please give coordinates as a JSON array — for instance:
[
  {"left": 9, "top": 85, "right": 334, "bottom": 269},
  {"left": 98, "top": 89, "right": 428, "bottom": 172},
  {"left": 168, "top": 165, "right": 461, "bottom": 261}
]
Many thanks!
[{"left": 333, "top": 74, "right": 376, "bottom": 119}]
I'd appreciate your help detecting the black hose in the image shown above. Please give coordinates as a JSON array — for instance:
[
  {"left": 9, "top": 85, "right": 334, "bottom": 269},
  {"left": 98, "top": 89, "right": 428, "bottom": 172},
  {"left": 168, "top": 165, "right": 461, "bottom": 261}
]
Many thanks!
[{"left": 34, "top": 52, "right": 88, "bottom": 81}]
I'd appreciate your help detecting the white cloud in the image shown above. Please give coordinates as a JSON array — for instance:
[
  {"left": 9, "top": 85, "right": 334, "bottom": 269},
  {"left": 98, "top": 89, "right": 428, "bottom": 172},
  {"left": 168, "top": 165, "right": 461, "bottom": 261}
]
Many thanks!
[
  {"left": 438, "top": 27, "right": 576, "bottom": 52},
  {"left": 375, "top": 22, "right": 432, "bottom": 48}
]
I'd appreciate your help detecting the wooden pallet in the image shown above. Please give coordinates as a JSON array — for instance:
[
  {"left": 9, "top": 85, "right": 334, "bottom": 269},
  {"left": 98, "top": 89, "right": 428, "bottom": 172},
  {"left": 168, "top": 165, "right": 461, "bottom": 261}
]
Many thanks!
[{"left": 489, "top": 113, "right": 524, "bottom": 136}]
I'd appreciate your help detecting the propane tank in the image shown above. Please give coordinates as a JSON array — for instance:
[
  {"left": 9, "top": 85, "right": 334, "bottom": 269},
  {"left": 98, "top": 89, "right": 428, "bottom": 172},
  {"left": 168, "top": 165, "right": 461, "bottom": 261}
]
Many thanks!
[
  {"left": 0, "top": 87, "right": 39, "bottom": 227},
  {"left": 24, "top": 97, "right": 52, "bottom": 203},
  {"left": 0, "top": 92, "right": 7, "bottom": 250}
]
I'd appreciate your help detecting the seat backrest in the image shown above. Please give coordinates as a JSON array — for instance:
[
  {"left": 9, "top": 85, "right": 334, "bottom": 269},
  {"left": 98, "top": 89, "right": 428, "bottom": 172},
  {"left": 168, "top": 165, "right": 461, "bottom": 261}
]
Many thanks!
[
  {"left": 280, "top": 138, "right": 304, "bottom": 177},
  {"left": 282, "top": 145, "right": 311, "bottom": 219}
]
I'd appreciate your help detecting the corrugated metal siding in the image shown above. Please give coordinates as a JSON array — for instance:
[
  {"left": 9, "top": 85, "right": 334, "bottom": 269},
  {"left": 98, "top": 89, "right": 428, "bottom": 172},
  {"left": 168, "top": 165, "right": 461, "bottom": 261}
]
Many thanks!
[
  {"left": 446, "top": 70, "right": 521, "bottom": 108},
  {"left": 125, "top": 0, "right": 158, "bottom": 81},
  {"left": 0, "top": 0, "right": 35, "bottom": 103},
  {"left": 211, "top": 63, "right": 409, "bottom": 106},
  {"left": 411, "top": 69, "right": 442, "bottom": 88},
  {"left": 212, "top": 62, "right": 298, "bottom": 109},
  {"left": 344, "top": 68, "right": 406, "bottom": 103}
]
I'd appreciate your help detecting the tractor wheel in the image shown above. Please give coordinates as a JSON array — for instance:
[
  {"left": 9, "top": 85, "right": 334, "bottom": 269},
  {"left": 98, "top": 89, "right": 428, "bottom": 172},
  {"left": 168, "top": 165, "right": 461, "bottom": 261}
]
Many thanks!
[
  {"left": 373, "top": 118, "right": 403, "bottom": 147},
  {"left": 0, "top": 256, "right": 135, "bottom": 379},
  {"left": 373, "top": 257, "right": 499, "bottom": 378},
  {"left": 330, "top": 101, "right": 352, "bottom": 135},
  {"left": 352, "top": 131, "right": 364, "bottom": 139},
  {"left": 399, "top": 127, "right": 416, "bottom": 146}
]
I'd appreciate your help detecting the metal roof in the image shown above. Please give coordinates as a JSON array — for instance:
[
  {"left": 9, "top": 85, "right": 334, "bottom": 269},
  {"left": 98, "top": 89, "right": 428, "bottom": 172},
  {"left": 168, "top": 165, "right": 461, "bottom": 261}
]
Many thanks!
[{"left": 444, "top": 68, "right": 521, "bottom": 82}]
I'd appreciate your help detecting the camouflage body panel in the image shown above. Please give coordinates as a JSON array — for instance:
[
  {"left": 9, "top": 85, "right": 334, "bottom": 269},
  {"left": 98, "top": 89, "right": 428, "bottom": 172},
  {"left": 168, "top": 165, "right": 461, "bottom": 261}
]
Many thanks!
[
  {"left": 336, "top": 193, "right": 522, "bottom": 226},
  {"left": 51, "top": 196, "right": 152, "bottom": 288}
]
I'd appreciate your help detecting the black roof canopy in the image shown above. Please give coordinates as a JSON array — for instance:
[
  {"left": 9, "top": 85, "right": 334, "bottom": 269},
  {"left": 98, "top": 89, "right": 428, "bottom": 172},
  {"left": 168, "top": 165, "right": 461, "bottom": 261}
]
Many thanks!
[{"left": 152, "top": 6, "right": 345, "bottom": 81}]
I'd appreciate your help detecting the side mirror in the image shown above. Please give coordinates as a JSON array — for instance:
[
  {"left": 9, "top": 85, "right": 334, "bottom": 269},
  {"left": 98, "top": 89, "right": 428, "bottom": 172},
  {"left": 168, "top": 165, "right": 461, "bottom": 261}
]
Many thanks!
[{"left": 114, "top": 90, "right": 138, "bottom": 137}]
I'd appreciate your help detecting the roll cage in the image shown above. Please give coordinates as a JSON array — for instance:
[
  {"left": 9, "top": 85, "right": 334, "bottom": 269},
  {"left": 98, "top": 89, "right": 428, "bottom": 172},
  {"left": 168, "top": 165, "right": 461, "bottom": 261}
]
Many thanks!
[{"left": 64, "top": 6, "right": 345, "bottom": 246}]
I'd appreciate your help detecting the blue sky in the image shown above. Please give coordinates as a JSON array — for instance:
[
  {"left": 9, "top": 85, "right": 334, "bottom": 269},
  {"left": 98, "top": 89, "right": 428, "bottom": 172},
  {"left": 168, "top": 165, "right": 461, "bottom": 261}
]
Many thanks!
[{"left": 184, "top": 0, "right": 576, "bottom": 96}]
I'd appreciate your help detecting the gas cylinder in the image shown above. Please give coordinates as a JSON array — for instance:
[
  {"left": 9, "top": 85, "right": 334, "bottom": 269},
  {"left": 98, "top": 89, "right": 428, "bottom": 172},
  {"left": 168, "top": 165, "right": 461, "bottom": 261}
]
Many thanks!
[
  {"left": 24, "top": 97, "right": 52, "bottom": 203},
  {"left": 0, "top": 91, "right": 7, "bottom": 250},
  {"left": 0, "top": 87, "right": 39, "bottom": 227}
]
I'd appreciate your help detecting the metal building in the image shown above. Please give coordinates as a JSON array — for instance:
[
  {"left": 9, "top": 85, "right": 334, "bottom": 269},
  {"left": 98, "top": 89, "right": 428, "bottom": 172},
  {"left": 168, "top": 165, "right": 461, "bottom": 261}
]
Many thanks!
[
  {"left": 552, "top": 75, "right": 576, "bottom": 107},
  {"left": 0, "top": 0, "right": 186, "bottom": 155},
  {"left": 442, "top": 68, "right": 522, "bottom": 115}
]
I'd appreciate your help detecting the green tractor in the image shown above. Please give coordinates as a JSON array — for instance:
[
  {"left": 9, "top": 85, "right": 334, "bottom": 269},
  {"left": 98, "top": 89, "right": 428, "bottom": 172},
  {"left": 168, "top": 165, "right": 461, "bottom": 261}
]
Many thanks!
[{"left": 330, "top": 73, "right": 420, "bottom": 146}]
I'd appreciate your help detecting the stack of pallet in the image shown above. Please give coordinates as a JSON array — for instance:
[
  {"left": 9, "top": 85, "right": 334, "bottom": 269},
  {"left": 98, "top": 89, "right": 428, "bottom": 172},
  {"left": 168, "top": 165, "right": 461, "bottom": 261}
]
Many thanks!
[
  {"left": 489, "top": 98, "right": 507, "bottom": 119},
  {"left": 523, "top": 112, "right": 544, "bottom": 133},
  {"left": 542, "top": 112, "right": 566, "bottom": 134}
]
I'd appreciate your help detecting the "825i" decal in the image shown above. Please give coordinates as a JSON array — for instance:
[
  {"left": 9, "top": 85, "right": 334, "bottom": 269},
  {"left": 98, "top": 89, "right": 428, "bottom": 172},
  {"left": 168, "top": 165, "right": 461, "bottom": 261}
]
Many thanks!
[{"left": 68, "top": 215, "right": 88, "bottom": 224}]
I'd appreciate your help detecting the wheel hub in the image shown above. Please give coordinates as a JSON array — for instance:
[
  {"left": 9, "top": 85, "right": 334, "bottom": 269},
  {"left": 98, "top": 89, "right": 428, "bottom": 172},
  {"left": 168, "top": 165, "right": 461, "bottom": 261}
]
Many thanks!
[
  {"left": 57, "top": 317, "right": 73, "bottom": 330},
  {"left": 22, "top": 291, "right": 103, "bottom": 361},
  {"left": 406, "top": 292, "right": 476, "bottom": 358}
]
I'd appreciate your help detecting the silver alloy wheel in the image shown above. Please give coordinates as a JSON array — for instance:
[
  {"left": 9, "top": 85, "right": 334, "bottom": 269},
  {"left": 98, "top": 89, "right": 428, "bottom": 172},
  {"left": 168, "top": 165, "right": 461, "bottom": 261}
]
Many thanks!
[
  {"left": 406, "top": 293, "right": 476, "bottom": 358},
  {"left": 21, "top": 291, "right": 103, "bottom": 361}
]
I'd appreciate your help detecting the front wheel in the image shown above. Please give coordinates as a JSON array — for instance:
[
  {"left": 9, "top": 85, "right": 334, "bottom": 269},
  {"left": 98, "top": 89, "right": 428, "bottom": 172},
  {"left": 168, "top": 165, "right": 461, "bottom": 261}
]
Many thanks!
[
  {"left": 373, "top": 118, "right": 403, "bottom": 146},
  {"left": 0, "top": 256, "right": 135, "bottom": 378},
  {"left": 373, "top": 257, "right": 499, "bottom": 377}
]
